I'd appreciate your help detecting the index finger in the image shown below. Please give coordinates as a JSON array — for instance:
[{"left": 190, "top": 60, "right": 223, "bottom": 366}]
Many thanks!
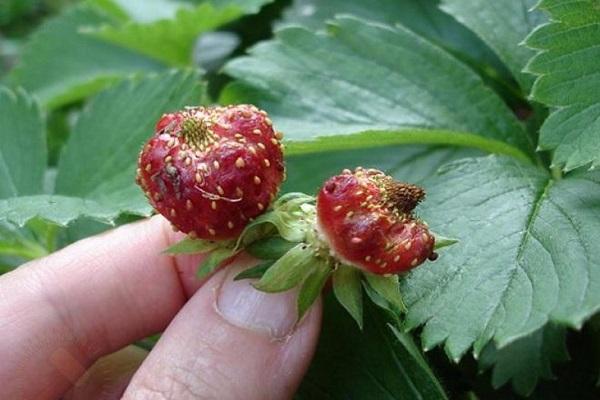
[{"left": 0, "top": 215, "right": 205, "bottom": 400}]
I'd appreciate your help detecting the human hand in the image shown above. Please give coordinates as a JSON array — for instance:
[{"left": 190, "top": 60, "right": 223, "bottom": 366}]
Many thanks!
[{"left": 0, "top": 216, "right": 322, "bottom": 399}]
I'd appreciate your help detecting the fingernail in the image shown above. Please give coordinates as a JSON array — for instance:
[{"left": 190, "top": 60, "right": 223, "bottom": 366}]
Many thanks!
[{"left": 217, "top": 262, "right": 298, "bottom": 339}]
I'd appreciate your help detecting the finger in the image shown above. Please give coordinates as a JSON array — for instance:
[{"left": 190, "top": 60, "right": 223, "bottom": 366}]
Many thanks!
[
  {"left": 63, "top": 345, "right": 148, "bottom": 400},
  {"left": 123, "top": 256, "right": 323, "bottom": 400},
  {"left": 0, "top": 216, "right": 210, "bottom": 400}
]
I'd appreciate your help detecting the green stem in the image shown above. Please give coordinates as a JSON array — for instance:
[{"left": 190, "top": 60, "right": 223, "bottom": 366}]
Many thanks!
[
  {"left": 286, "top": 129, "right": 533, "bottom": 164},
  {"left": 551, "top": 165, "right": 563, "bottom": 181}
]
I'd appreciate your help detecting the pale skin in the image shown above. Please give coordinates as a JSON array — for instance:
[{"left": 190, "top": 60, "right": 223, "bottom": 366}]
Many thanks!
[{"left": 0, "top": 216, "right": 322, "bottom": 399}]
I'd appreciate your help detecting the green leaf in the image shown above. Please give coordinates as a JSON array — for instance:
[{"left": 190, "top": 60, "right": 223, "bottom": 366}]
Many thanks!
[
  {"left": 0, "top": 0, "right": 38, "bottom": 26},
  {"left": 0, "top": 88, "right": 46, "bottom": 198},
  {"left": 91, "top": 3, "right": 243, "bottom": 66},
  {"left": 297, "top": 258, "right": 330, "bottom": 320},
  {"left": 400, "top": 155, "right": 600, "bottom": 364},
  {"left": 297, "top": 294, "right": 448, "bottom": 400},
  {"left": 440, "top": 0, "right": 546, "bottom": 91},
  {"left": 433, "top": 234, "right": 459, "bottom": 250},
  {"left": 54, "top": 70, "right": 206, "bottom": 217},
  {"left": 479, "top": 324, "right": 568, "bottom": 396},
  {"left": 7, "top": 5, "right": 164, "bottom": 108},
  {"left": 197, "top": 247, "right": 235, "bottom": 279},
  {"left": 364, "top": 272, "right": 406, "bottom": 314},
  {"left": 332, "top": 264, "right": 363, "bottom": 329},
  {"left": 284, "top": 144, "right": 483, "bottom": 194},
  {"left": 245, "top": 236, "right": 297, "bottom": 260},
  {"left": 163, "top": 237, "right": 219, "bottom": 255},
  {"left": 253, "top": 243, "right": 316, "bottom": 293},
  {"left": 0, "top": 194, "right": 123, "bottom": 227},
  {"left": 525, "top": 0, "right": 600, "bottom": 171},
  {"left": 233, "top": 260, "right": 274, "bottom": 281},
  {"left": 279, "top": 0, "right": 505, "bottom": 76},
  {"left": 222, "top": 17, "right": 533, "bottom": 158},
  {"left": 0, "top": 71, "right": 206, "bottom": 228},
  {"left": 90, "top": 0, "right": 187, "bottom": 22}
]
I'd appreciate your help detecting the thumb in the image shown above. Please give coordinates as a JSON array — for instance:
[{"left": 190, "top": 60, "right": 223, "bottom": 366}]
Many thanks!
[{"left": 122, "top": 254, "right": 322, "bottom": 400}]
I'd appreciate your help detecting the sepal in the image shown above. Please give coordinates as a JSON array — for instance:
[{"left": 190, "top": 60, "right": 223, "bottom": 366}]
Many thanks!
[
  {"left": 163, "top": 237, "right": 222, "bottom": 254},
  {"left": 253, "top": 243, "right": 318, "bottom": 293},
  {"left": 297, "top": 257, "right": 331, "bottom": 320},
  {"left": 432, "top": 233, "right": 458, "bottom": 250},
  {"left": 332, "top": 264, "right": 364, "bottom": 329},
  {"left": 363, "top": 272, "right": 407, "bottom": 314},
  {"left": 196, "top": 247, "right": 237, "bottom": 279}
]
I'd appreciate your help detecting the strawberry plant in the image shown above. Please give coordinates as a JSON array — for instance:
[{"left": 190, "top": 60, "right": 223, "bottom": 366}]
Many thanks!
[{"left": 1, "top": 0, "right": 600, "bottom": 398}]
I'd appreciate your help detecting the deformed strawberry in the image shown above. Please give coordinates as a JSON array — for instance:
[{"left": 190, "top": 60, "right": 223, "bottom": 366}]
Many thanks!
[
  {"left": 136, "top": 104, "right": 285, "bottom": 240},
  {"left": 316, "top": 167, "right": 436, "bottom": 274},
  {"left": 204, "top": 167, "right": 445, "bottom": 325}
]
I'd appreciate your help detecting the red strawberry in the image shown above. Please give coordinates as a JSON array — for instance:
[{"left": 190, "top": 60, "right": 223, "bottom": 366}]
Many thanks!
[
  {"left": 136, "top": 104, "right": 285, "bottom": 240},
  {"left": 316, "top": 167, "right": 435, "bottom": 274}
]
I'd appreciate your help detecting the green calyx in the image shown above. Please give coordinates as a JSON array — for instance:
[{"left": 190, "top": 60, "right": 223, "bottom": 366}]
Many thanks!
[{"left": 163, "top": 191, "right": 458, "bottom": 327}]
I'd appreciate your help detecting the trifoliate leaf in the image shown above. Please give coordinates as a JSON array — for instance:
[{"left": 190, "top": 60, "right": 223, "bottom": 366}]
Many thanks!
[
  {"left": 400, "top": 155, "right": 600, "bottom": 364},
  {"left": 197, "top": 247, "right": 235, "bottom": 280},
  {"left": 363, "top": 272, "right": 406, "bottom": 314},
  {"left": 332, "top": 264, "right": 363, "bottom": 329},
  {"left": 253, "top": 243, "right": 317, "bottom": 293},
  {"left": 525, "top": 0, "right": 600, "bottom": 171},
  {"left": 297, "top": 258, "right": 331, "bottom": 320},
  {"left": 163, "top": 237, "right": 219, "bottom": 255}
]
